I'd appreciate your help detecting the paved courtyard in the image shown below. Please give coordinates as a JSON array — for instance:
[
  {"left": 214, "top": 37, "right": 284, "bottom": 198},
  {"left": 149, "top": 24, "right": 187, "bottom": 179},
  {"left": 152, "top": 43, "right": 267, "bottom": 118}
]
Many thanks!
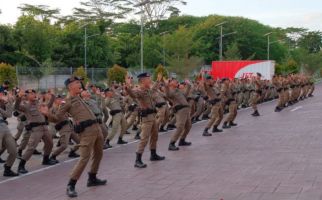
[{"left": 0, "top": 85, "right": 322, "bottom": 200}]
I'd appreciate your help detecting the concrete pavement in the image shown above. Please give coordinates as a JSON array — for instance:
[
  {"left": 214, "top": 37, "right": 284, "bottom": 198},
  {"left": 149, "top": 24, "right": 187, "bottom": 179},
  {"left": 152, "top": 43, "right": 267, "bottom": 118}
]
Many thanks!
[{"left": 0, "top": 85, "right": 321, "bottom": 200}]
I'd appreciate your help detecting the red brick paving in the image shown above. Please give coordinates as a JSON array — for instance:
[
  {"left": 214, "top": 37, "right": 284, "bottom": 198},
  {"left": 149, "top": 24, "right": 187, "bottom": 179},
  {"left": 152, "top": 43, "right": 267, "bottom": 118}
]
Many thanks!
[{"left": 1, "top": 85, "right": 322, "bottom": 200}]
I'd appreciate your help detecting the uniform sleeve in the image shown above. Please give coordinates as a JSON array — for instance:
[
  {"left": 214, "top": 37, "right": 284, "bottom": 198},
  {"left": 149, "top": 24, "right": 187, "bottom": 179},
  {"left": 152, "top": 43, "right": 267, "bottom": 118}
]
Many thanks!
[
  {"left": 0, "top": 102, "right": 13, "bottom": 118},
  {"left": 164, "top": 84, "right": 173, "bottom": 99},
  {"left": 184, "top": 84, "right": 192, "bottom": 97},
  {"left": 14, "top": 97, "right": 27, "bottom": 113},
  {"left": 47, "top": 100, "right": 71, "bottom": 122}
]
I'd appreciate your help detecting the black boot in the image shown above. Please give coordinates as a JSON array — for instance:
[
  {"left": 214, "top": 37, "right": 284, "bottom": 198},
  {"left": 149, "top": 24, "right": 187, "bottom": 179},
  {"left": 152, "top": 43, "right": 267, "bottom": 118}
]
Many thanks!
[
  {"left": 159, "top": 126, "right": 167, "bottom": 132},
  {"left": 0, "top": 157, "right": 5, "bottom": 163},
  {"left": 68, "top": 150, "right": 80, "bottom": 158},
  {"left": 168, "top": 142, "right": 179, "bottom": 151},
  {"left": 56, "top": 139, "right": 61, "bottom": 147},
  {"left": 178, "top": 138, "right": 192, "bottom": 146},
  {"left": 33, "top": 149, "right": 42, "bottom": 155},
  {"left": 167, "top": 124, "right": 176, "bottom": 130},
  {"left": 66, "top": 179, "right": 78, "bottom": 198},
  {"left": 42, "top": 155, "right": 57, "bottom": 165},
  {"left": 212, "top": 126, "right": 223, "bottom": 133},
  {"left": 251, "top": 110, "right": 260, "bottom": 117},
  {"left": 134, "top": 131, "right": 141, "bottom": 140},
  {"left": 49, "top": 155, "right": 59, "bottom": 164},
  {"left": 18, "top": 159, "right": 28, "bottom": 174},
  {"left": 132, "top": 124, "right": 138, "bottom": 131},
  {"left": 150, "top": 150, "right": 165, "bottom": 161},
  {"left": 229, "top": 122, "right": 238, "bottom": 126},
  {"left": 3, "top": 165, "right": 19, "bottom": 177},
  {"left": 117, "top": 137, "right": 128, "bottom": 145},
  {"left": 202, "top": 128, "right": 212, "bottom": 136},
  {"left": 105, "top": 140, "right": 113, "bottom": 149},
  {"left": 134, "top": 153, "right": 147, "bottom": 168},
  {"left": 191, "top": 117, "right": 196, "bottom": 124},
  {"left": 275, "top": 107, "right": 282, "bottom": 112},
  {"left": 201, "top": 114, "right": 209, "bottom": 120},
  {"left": 87, "top": 173, "right": 107, "bottom": 187},
  {"left": 69, "top": 138, "right": 74, "bottom": 145},
  {"left": 222, "top": 122, "right": 231, "bottom": 129},
  {"left": 17, "top": 149, "right": 22, "bottom": 158}
]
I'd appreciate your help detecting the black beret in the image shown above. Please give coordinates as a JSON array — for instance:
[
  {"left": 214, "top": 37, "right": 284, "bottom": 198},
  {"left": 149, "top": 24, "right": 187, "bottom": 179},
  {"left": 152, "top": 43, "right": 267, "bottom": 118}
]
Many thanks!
[
  {"left": 64, "top": 76, "right": 83, "bottom": 87},
  {"left": 25, "top": 89, "right": 36, "bottom": 94},
  {"left": 137, "top": 72, "right": 150, "bottom": 79},
  {"left": 205, "top": 75, "right": 212, "bottom": 80},
  {"left": 257, "top": 73, "right": 262, "bottom": 77},
  {"left": 56, "top": 94, "right": 65, "bottom": 99}
]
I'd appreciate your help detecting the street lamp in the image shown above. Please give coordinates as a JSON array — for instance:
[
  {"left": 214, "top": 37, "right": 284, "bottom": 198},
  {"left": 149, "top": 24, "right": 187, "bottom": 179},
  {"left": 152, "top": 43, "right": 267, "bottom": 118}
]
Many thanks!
[
  {"left": 215, "top": 21, "right": 227, "bottom": 61},
  {"left": 264, "top": 32, "right": 273, "bottom": 60},
  {"left": 79, "top": 23, "right": 102, "bottom": 74},
  {"left": 134, "top": 0, "right": 151, "bottom": 72},
  {"left": 160, "top": 31, "right": 169, "bottom": 67}
]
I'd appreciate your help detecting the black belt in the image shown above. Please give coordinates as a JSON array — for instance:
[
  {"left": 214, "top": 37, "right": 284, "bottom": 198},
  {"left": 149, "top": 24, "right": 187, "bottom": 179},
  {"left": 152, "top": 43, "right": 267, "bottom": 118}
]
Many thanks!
[
  {"left": 74, "top": 119, "right": 99, "bottom": 134},
  {"left": 55, "top": 120, "right": 70, "bottom": 131},
  {"left": 110, "top": 109, "right": 122, "bottom": 116},
  {"left": 155, "top": 102, "right": 166, "bottom": 108},
  {"left": 97, "top": 118, "right": 103, "bottom": 124},
  {"left": 128, "top": 104, "right": 137, "bottom": 112},
  {"left": 25, "top": 122, "right": 48, "bottom": 131},
  {"left": 208, "top": 98, "right": 221, "bottom": 105},
  {"left": 174, "top": 105, "right": 189, "bottom": 113},
  {"left": 139, "top": 108, "right": 156, "bottom": 117}
]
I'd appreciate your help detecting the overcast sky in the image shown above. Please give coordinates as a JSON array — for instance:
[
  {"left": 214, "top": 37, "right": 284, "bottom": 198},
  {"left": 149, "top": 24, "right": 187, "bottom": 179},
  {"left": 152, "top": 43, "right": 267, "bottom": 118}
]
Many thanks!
[{"left": 0, "top": 0, "right": 321, "bottom": 31}]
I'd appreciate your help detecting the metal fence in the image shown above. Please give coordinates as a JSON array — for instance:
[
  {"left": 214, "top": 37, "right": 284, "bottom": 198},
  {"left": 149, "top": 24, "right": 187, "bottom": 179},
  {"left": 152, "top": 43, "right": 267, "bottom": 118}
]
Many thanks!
[
  {"left": 15, "top": 65, "right": 211, "bottom": 90},
  {"left": 16, "top": 67, "right": 108, "bottom": 90}
]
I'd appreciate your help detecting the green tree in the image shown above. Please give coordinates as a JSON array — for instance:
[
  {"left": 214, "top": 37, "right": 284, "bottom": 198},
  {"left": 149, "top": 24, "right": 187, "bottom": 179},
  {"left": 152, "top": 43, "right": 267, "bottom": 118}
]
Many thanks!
[
  {"left": 14, "top": 15, "right": 59, "bottom": 65},
  {"left": 275, "top": 58, "right": 299, "bottom": 75},
  {"left": 298, "top": 31, "right": 322, "bottom": 53},
  {"left": 224, "top": 42, "right": 241, "bottom": 60},
  {"left": 18, "top": 4, "right": 60, "bottom": 22},
  {"left": 164, "top": 25, "right": 203, "bottom": 79},
  {"left": 73, "top": 0, "right": 130, "bottom": 22}
]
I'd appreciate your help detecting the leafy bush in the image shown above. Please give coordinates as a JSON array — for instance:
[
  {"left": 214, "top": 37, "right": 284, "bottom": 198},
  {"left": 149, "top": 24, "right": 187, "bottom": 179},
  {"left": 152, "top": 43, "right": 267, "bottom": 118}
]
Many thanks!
[
  {"left": 73, "top": 66, "right": 89, "bottom": 84},
  {"left": 107, "top": 64, "right": 127, "bottom": 84},
  {"left": 153, "top": 64, "right": 168, "bottom": 81},
  {"left": 0, "top": 63, "right": 17, "bottom": 88}
]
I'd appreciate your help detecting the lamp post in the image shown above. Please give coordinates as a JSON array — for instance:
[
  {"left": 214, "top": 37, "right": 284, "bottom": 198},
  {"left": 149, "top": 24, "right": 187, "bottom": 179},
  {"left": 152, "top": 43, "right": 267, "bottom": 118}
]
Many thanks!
[
  {"left": 160, "top": 31, "right": 169, "bottom": 67},
  {"left": 215, "top": 21, "right": 227, "bottom": 61},
  {"left": 264, "top": 32, "right": 273, "bottom": 60},
  {"left": 79, "top": 23, "right": 101, "bottom": 74},
  {"left": 134, "top": 0, "right": 151, "bottom": 72}
]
